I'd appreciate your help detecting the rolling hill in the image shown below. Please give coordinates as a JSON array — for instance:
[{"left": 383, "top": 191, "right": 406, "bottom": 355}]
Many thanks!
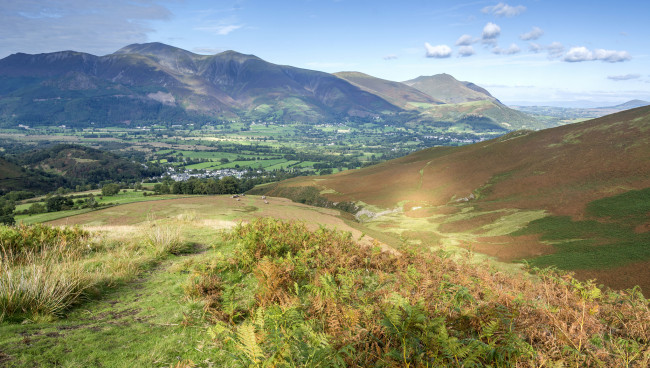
[
  {"left": 0, "top": 155, "right": 69, "bottom": 194},
  {"left": 403, "top": 73, "right": 499, "bottom": 104},
  {"left": 0, "top": 42, "right": 400, "bottom": 126},
  {"left": 255, "top": 106, "right": 650, "bottom": 291},
  {"left": 334, "top": 71, "right": 444, "bottom": 109},
  {"left": 401, "top": 73, "right": 542, "bottom": 130},
  {"left": 17, "top": 144, "right": 160, "bottom": 184}
]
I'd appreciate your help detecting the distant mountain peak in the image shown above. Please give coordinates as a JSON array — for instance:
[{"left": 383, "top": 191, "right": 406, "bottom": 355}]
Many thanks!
[
  {"left": 114, "top": 42, "right": 197, "bottom": 56},
  {"left": 213, "top": 50, "right": 263, "bottom": 63},
  {"left": 605, "top": 99, "right": 650, "bottom": 110},
  {"left": 403, "top": 73, "right": 497, "bottom": 104}
]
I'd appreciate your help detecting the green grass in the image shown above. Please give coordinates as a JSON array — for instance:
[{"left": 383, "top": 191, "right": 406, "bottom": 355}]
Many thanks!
[
  {"left": 15, "top": 192, "right": 189, "bottom": 225},
  {"left": 513, "top": 189, "right": 650, "bottom": 269},
  {"left": 586, "top": 187, "right": 650, "bottom": 221},
  {"left": 264, "top": 160, "right": 299, "bottom": 171},
  {"left": 0, "top": 255, "right": 215, "bottom": 367},
  {"left": 16, "top": 209, "right": 96, "bottom": 225}
]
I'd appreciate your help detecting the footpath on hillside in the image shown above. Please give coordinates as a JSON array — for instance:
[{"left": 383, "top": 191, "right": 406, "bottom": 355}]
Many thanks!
[{"left": 1, "top": 251, "right": 217, "bottom": 367}]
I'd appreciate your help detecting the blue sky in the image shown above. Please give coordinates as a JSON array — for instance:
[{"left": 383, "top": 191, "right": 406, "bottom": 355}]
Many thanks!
[{"left": 1, "top": 0, "right": 649, "bottom": 106}]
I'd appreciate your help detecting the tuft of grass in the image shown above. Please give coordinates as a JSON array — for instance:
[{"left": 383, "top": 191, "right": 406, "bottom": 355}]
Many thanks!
[
  {"left": 0, "top": 260, "right": 92, "bottom": 321},
  {"left": 144, "top": 220, "right": 192, "bottom": 257},
  {"left": 0, "top": 224, "right": 94, "bottom": 321}
]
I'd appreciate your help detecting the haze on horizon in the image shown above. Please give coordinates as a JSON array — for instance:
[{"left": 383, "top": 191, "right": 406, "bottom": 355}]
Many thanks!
[{"left": 1, "top": 0, "right": 648, "bottom": 107}]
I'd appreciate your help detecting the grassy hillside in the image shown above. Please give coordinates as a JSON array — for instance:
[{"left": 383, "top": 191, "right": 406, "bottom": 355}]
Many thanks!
[
  {"left": 403, "top": 74, "right": 497, "bottom": 104},
  {"left": 414, "top": 99, "right": 544, "bottom": 130},
  {"left": 257, "top": 106, "right": 650, "bottom": 291},
  {"left": 1, "top": 196, "right": 649, "bottom": 367}
]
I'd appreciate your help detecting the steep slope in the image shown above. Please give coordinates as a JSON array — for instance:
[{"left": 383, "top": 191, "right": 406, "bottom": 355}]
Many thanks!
[
  {"left": 334, "top": 71, "right": 443, "bottom": 109},
  {"left": 257, "top": 106, "right": 650, "bottom": 291},
  {"left": 0, "top": 42, "right": 400, "bottom": 126}
]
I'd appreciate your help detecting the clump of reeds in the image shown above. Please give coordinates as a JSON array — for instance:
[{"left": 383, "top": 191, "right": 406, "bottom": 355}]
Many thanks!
[
  {"left": 143, "top": 218, "right": 190, "bottom": 257},
  {"left": 0, "top": 224, "right": 94, "bottom": 321}
]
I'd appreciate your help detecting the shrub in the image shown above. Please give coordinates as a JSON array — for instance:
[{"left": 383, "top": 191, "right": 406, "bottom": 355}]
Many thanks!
[{"left": 190, "top": 218, "right": 650, "bottom": 367}]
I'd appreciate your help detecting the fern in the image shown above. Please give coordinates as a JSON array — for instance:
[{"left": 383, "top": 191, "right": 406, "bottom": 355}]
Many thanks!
[{"left": 235, "top": 322, "right": 264, "bottom": 365}]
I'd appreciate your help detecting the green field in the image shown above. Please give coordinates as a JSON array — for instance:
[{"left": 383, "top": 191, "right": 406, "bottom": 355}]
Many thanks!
[{"left": 15, "top": 191, "right": 190, "bottom": 225}]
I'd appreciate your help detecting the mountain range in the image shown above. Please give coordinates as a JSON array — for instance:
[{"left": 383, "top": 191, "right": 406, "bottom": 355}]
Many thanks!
[{"left": 0, "top": 42, "right": 541, "bottom": 130}]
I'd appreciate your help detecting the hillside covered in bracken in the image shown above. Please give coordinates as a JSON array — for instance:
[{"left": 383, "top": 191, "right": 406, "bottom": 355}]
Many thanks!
[{"left": 257, "top": 106, "right": 650, "bottom": 292}]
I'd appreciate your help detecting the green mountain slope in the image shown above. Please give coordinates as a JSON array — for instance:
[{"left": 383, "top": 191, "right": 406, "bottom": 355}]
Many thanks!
[
  {"left": 0, "top": 156, "right": 67, "bottom": 193},
  {"left": 403, "top": 73, "right": 498, "bottom": 104}
]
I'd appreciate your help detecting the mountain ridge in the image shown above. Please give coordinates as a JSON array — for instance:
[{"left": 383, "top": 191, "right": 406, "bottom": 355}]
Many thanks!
[{"left": 0, "top": 43, "right": 401, "bottom": 125}]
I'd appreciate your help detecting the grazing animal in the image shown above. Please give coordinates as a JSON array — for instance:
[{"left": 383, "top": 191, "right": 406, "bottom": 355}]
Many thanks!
[{"left": 264, "top": 200, "right": 269, "bottom": 204}]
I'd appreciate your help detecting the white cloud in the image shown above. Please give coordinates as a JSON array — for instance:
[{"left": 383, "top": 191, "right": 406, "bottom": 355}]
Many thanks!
[
  {"left": 424, "top": 43, "right": 452, "bottom": 58},
  {"left": 528, "top": 41, "right": 565, "bottom": 58},
  {"left": 455, "top": 34, "right": 476, "bottom": 46},
  {"left": 482, "top": 22, "right": 501, "bottom": 45},
  {"left": 482, "top": 3, "right": 526, "bottom": 17},
  {"left": 458, "top": 46, "right": 475, "bottom": 57},
  {"left": 520, "top": 27, "right": 543, "bottom": 41},
  {"left": 563, "top": 46, "right": 631, "bottom": 63},
  {"left": 196, "top": 24, "right": 243, "bottom": 35},
  {"left": 563, "top": 46, "right": 592, "bottom": 62},
  {"left": 592, "top": 49, "right": 631, "bottom": 63},
  {"left": 528, "top": 42, "right": 542, "bottom": 53},
  {"left": 383, "top": 54, "right": 398, "bottom": 60},
  {"left": 607, "top": 74, "right": 641, "bottom": 81},
  {"left": 547, "top": 42, "right": 565, "bottom": 58},
  {"left": 492, "top": 43, "right": 521, "bottom": 55}
]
